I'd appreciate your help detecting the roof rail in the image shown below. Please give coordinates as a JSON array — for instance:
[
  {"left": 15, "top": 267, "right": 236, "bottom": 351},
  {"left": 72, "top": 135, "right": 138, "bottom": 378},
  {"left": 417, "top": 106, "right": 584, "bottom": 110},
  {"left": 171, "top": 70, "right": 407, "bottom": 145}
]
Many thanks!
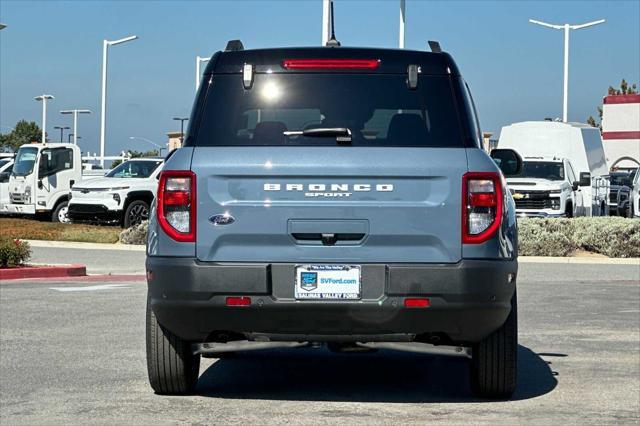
[
  {"left": 427, "top": 40, "right": 442, "bottom": 53},
  {"left": 225, "top": 40, "right": 244, "bottom": 51}
]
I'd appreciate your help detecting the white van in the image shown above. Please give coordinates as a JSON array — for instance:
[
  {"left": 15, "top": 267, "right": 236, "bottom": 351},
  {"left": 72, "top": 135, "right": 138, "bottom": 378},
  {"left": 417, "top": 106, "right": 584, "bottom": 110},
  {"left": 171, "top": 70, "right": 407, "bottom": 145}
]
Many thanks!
[{"left": 498, "top": 121, "right": 610, "bottom": 216}]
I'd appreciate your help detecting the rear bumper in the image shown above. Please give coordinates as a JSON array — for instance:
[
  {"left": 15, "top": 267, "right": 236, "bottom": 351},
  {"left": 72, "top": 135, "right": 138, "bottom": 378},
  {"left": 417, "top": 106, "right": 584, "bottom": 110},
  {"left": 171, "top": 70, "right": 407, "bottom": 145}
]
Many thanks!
[
  {"left": 146, "top": 257, "right": 517, "bottom": 345},
  {"left": 68, "top": 203, "right": 121, "bottom": 222}
]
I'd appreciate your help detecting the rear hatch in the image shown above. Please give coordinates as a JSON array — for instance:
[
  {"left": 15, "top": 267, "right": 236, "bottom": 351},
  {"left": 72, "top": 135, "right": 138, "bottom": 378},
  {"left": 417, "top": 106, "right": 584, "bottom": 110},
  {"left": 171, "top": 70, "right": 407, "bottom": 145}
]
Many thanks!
[{"left": 191, "top": 56, "right": 469, "bottom": 264}]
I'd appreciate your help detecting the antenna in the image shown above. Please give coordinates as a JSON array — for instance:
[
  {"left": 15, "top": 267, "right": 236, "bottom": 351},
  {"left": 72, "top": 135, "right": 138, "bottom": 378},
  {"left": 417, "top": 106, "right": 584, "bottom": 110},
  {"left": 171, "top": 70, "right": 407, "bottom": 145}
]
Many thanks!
[{"left": 326, "top": 1, "right": 341, "bottom": 47}]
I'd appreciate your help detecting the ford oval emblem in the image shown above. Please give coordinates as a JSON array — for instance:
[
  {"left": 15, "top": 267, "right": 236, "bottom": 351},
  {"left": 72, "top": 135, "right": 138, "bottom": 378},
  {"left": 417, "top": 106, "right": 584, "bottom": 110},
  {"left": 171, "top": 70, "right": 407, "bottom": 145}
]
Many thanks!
[{"left": 209, "top": 213, "right": 235, "bottom": 226}]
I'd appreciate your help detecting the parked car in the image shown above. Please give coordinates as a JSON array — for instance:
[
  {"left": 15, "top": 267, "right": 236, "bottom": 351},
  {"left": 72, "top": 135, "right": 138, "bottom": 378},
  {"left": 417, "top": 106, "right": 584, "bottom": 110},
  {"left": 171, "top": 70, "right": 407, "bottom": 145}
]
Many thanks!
[
  {"left": 630, "top": 170, "right": 640, "bottom": 218},
  {"left": 506, "top": 157, "right": 582, "bottom": 217},
  {"left": 0, "top": 157, "right": 15, "bottom": 213},
  {"left": 498, "top": 121, "right": 610, "bottom": 216},
  {"left": 608, "top": 170, "right": 636, "bottom": 217},
  {"left": 68, "top": 158, "right": 164, "bottom": 227},
  {"left": 145, "top": 41, "right": 523, "bottom": 399}
]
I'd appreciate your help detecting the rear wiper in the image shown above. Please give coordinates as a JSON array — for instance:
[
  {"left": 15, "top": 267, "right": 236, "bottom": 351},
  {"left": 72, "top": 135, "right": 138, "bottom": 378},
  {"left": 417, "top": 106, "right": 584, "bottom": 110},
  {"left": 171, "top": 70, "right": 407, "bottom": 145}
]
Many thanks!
[{"left": 284, "top": 127, "right": 352, "bottom": 144}]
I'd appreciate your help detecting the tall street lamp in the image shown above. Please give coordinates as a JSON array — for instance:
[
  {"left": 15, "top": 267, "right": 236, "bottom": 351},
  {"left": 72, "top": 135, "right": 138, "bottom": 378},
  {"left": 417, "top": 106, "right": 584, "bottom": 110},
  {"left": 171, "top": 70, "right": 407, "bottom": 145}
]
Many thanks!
[
  {"left": 100, "top": 35, "right": 138, "bottom": 167},
  {"left": 399, "top": 0, "right": 405, "bottom": 49},
  {"left": 129, "top": 136, "right": 165, "bottom": 156},
  {"left": 34, "top": 94, "right": 55, "bottom": 143},
  {"left": 54, "top": 126, "right": 70, "bottom": 143},
  {"left": 195, "top": 56, "right": 211, "bottom": 91},
  {"left": 529, "top": 18, "right": 605, "bottom": 123},
  {"left": 173, "top": 117, "right": 188, "bottom": 145},
  {"left": 60, "top": 109, "right": 91, "bottom": 145}
]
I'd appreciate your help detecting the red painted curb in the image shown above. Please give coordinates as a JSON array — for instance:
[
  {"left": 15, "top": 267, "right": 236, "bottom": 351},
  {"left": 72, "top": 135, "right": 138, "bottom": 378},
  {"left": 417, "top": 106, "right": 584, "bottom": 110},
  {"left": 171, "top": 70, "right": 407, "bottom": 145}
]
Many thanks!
[{"left": 0, "top": 264, "right": 87, "bottom": 280}]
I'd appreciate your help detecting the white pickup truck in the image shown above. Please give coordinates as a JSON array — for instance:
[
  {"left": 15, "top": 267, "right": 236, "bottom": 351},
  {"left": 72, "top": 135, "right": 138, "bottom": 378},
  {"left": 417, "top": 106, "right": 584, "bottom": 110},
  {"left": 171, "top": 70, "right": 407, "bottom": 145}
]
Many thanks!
[
  {"left": 0, "top": 157, "right": 15, "bottom": 211},
  {"left": 68, "top": 157, "right": 163, "bottom": 227},
  {"left": 507, "top": 157, "right": 584, "bottom": 218},
  {"left": 2, "top": 143, "right": 105, "bottom": 222}
]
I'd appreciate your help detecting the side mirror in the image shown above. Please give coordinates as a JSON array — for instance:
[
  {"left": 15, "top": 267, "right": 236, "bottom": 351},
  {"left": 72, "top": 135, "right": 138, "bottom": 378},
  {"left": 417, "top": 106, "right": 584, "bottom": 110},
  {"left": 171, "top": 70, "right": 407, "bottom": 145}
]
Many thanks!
[
  {"left": 37, "top": 179, "right": 43, "bottom": 189},
  {"left": 572, "top": 182, "right": 579, "bottom": 191},
  {"left": 490, "top": 148, "right": 523, "bottom": 176},
  {"left": 579, "top": 172, "right": 591, "bottom": 187}
]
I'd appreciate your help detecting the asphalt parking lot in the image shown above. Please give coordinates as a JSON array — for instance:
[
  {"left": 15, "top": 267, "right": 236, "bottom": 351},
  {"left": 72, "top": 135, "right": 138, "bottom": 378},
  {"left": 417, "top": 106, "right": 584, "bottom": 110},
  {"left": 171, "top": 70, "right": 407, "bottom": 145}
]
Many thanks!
[{"left": 1, "top": 262, "right": 638, "bottom": 424}]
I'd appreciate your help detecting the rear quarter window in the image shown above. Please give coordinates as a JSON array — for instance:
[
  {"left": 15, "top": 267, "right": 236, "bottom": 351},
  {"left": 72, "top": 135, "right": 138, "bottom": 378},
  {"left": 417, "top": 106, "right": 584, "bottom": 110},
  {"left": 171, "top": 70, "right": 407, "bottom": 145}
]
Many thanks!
[{"left": 193, "top": 73, "right": 464, "bottom": 147}]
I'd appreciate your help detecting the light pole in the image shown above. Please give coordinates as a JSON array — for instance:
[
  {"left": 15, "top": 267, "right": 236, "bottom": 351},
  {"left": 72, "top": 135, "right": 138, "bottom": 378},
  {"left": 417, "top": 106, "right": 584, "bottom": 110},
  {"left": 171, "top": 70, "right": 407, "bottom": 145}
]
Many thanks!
[
  {"left": 60, "top": 109, "right": 91, "bottom": 145},
  {"left": 399, "top": 0, "right": 405, "bottom": 48},
  {"left": 529, "top": 19, "right": 605, "bottom": 123},
  {"left": 321, "top": 0, "right": 330, "bottom": 45},
  {"left": 54, "top": 126, "right": 70, "bottom": 143},
  {"left": 196, "top": 56, "right": 211, "bottom": 90},
  {"left": 34, "top": 94, "right": 54, "bottom": 143},
  {"left": 100, "top": 35, "right": 138, "bottom": 167},
  {"left": 68, "top": 134, "right": 82, "bottom": 143},
  {"left": 173, "top": 117, "right": 188, "bottom": 145},
  {"left": 129, "top": 136, "right": 165, "bottom": 156}
]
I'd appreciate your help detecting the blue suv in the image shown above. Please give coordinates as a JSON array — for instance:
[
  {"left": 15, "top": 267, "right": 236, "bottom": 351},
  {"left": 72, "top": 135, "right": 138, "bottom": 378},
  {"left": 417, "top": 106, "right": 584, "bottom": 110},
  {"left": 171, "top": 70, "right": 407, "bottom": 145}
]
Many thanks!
[{"left": 145, "top": 41, "right": 523, "bottom": 398}]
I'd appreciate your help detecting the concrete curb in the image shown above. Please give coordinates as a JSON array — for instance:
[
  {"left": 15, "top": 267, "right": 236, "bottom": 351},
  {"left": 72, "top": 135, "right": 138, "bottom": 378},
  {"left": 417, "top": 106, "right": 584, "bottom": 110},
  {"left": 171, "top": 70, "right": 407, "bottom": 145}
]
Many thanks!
[
  {"left": 0, "top": 264, "right": 87, "bottom": 280},
  {"left": 518, "top": 257, "right": 639, "bottom": 265},
  {"left": 24, "top": 240, "right": 146, "bottom": 252}
]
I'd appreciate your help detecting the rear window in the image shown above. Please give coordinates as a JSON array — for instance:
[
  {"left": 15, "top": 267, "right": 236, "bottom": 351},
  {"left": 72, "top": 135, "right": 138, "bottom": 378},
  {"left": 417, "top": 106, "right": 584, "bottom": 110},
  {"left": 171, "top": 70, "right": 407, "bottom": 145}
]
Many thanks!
[{"left": 193, "top": 74, "right": 463, "bottom": 147}]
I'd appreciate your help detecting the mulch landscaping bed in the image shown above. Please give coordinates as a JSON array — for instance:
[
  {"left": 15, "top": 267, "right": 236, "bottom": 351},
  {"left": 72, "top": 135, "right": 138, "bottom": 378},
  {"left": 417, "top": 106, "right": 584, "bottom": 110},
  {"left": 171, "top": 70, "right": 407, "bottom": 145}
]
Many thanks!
[{"left": 0, "top": 218, "right": 120, "bottom": 244}]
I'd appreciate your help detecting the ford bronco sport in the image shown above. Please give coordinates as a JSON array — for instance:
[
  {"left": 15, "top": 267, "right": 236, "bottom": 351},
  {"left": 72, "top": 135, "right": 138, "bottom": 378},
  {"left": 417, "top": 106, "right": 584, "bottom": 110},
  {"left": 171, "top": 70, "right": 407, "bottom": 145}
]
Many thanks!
[{"left": 145, "top": 40, "right": 523, "bottom": 399}]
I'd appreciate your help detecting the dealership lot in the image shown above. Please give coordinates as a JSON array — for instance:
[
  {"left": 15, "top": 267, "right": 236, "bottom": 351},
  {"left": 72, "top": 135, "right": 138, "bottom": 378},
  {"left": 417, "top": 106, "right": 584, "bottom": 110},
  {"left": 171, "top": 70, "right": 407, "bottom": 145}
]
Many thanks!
[{"left": 1, "top": 262, "right": 638, "bottom": 425}]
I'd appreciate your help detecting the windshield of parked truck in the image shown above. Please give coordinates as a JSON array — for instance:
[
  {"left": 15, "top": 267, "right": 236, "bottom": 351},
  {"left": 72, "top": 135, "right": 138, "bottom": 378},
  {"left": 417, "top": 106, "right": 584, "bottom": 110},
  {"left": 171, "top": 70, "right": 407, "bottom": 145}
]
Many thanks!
[
  {"left": 194, "top": 74, "right": 463, "bottom": 147},
  {"left": 12, "top": 147, "right": 38, "bottom": 176},
  {"left": 106, "top": 160, "right": 162, "bottom": 178},
  {"left": 610, "top": 172, "right": 634, "bottom": 187},
  {"left": 520, "top": 161, "right": 565, "bottom": 181}
]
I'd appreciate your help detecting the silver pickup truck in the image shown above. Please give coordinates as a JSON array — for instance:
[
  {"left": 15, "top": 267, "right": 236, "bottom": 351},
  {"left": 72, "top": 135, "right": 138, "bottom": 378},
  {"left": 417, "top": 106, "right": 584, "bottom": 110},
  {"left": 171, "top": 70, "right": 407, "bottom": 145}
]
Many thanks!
[{"left": 145, "top": 41, "right": 523, "bottom": 399}]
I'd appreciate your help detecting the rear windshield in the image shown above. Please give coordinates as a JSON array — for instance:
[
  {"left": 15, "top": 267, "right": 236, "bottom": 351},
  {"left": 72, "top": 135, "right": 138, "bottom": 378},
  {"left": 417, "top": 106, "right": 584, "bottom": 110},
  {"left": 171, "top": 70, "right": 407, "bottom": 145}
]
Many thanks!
[{"left": 194, "top": 74, "right": 463, "bottom": 147}]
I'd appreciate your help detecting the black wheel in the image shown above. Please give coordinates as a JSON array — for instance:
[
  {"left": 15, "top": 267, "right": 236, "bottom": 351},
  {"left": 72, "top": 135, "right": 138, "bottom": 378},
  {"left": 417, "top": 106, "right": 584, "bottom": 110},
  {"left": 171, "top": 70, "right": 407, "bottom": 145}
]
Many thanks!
[
  {"left": 51, "top": 201, "right": 70, "bottom": 223},
  {"left": 124, "top": 200, "right": 149, "bottom": 228},
  {"left": 146, "top": 298, "right": 200, "bottom": 395},
  {"left": 565, "top": 202, "right": 573, "bottom": 218},
  {"left": 470, "top": 291, "right": 517, "bottom": 399}
]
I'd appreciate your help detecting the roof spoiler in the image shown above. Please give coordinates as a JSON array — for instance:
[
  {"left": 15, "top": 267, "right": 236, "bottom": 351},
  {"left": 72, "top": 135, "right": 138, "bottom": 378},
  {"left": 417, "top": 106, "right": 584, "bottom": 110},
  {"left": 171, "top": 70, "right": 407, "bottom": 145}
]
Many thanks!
[
  {"left": 428, "top": 40, "right": 442, "bottom": 53},
  {"left": 225, "top": 40, "right": 244, "bottom": 51}
]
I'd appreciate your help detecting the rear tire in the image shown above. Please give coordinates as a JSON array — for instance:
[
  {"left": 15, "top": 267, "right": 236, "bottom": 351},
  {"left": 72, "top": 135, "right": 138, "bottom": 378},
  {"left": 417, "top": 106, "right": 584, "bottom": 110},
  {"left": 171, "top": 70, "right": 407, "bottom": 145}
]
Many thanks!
[
  {"left": 146, "top": 298, "right": 200, "bottom": 395},
  {"left": 470, "top": 291, "right": 517, "bottom": 399}
]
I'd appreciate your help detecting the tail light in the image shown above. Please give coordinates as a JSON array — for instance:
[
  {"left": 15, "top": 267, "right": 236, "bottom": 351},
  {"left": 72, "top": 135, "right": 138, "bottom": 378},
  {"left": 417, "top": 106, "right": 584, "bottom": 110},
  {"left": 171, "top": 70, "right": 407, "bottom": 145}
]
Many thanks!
[
  {"left": 157, "top": 170, "right": 196, "bottom": 242},
  {"left": 282, "top": 59, "right": 380, "bottom": 70},
  {"left": 462, "top": 172, "right": 503, "bottom": 244}
]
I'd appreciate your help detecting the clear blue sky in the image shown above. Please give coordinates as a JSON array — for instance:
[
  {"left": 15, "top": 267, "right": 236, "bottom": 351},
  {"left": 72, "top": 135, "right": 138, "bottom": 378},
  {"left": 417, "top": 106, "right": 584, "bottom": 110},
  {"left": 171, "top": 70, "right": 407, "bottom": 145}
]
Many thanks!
[{"left": 1, "top": 0, "right": 638, "bottom": 156}]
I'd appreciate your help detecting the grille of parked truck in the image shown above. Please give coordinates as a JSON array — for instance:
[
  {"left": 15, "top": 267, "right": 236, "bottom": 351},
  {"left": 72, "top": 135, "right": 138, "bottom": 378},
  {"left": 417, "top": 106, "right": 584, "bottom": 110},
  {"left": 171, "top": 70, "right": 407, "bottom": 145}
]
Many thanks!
[{"left": 144, "top": 40, "right": 523, "bottom": 399}]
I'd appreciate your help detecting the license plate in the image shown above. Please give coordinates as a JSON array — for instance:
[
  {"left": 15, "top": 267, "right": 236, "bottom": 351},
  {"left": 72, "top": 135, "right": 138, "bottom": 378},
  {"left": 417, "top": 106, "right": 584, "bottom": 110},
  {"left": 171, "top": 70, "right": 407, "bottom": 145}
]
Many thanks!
[{"left": 295, "top": 265, "right": 361, "bottom": 300}]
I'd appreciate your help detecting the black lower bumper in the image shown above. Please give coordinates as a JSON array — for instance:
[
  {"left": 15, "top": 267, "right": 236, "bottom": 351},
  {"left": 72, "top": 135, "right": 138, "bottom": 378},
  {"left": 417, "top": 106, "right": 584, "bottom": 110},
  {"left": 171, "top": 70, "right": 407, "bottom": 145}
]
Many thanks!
[
  {"left": 146, "top": 257, "right": 517, "bottom": 345},
  {"left": 68, "top": 204, "right": 121, "bottom": 222}
]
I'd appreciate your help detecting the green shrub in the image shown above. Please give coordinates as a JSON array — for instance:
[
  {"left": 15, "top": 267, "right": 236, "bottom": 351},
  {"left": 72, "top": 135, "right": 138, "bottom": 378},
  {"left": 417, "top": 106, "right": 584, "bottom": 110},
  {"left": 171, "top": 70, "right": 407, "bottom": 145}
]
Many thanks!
[
  {"left": 119, "top": 221, "right": 148, "bottom": 245},
  {"left": 0, "top": 237, "right": 32, "bottom": 267},
  {"left": 518, "top": 217, "right": 640, "bottom": 258}
]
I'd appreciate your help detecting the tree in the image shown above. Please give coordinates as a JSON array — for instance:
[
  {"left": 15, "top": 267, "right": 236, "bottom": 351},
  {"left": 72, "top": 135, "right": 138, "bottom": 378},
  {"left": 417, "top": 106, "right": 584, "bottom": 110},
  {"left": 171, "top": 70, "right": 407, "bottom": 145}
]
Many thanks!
[
  {"left": 110, "top": 149, "right": 159, "bottom": 167},
  {"left": 0, "top": 120, "right": 42, "bottom": 151},
  {"left": 587, "top": 79, "right": 638, "bottom": 131}
]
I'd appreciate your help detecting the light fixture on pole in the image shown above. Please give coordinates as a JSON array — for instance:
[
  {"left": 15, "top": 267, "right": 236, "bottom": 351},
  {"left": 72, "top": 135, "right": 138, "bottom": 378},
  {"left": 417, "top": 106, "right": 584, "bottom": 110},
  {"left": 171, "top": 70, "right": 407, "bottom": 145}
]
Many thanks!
[
  {"left": 196, "top": 56, "right": 211, "bottom": 91},
  {"left": 34, "top": 94, "right": 55, "bottom": 143},
  {"left": 0, "top": 23, "right": 7, "bottom": 30},
  {"left": 399, "top": 0, "right": 406, "bottom": 49},
  {"left": 54, "top": 126, "right": 70, "bottom": 143},
  {"left": 68, "top": 133, "right": 82, "bottom": 143},
  {"left": 529, "top": 18, "right": 605, "bottom": 123},
  {"left": 129, "top": 136, "right": 165, "bottom": 156},
  {"left": 60, "top": 109, "right": 91, "bottom": 145},
  {"left": 100, "top": 35, "right": 138, "bottom": 167},
  {"left": 173, "top": 117, "right": 189, "bottom": 145}
]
